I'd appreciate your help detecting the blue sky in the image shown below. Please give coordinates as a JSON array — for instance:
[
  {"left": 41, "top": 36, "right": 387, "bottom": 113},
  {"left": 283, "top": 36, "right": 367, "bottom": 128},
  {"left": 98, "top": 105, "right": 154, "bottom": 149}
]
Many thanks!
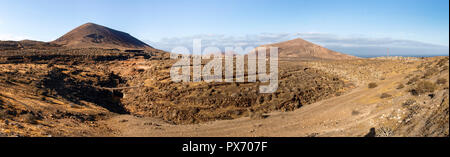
[{"left": 0, "top": 0, "right": 448, "bottom": 56}]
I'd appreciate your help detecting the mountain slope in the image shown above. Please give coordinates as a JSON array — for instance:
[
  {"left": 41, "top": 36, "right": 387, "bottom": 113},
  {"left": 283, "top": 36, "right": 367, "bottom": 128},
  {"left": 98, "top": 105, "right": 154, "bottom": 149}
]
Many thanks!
[
  {"left": 52, "top": 23, "right": 153, "bottom": 50},
  {"left": 256, "top": 38, "right": 357, "bottom": 60},
  {"left": 0, "top": 40, "right": 60, "bottom": 50}
]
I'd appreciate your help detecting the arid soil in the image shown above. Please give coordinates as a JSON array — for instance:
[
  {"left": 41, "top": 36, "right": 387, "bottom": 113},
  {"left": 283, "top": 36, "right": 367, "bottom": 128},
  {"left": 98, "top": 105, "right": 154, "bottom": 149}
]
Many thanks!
[
  {"left": 0, "top": 23, "right": 448, "bottom": 137},
  {"left": 0, "top": 47, "right": 448, "bottom": 137},
  {"left": 0, "top": 48, "right": 167, "bottom": 137},
  {"left": 115, "top": 59, "right": 351, "bottom": 124},
  {"left": 105, "top": 56, "right": 449, "bottom": 137}
]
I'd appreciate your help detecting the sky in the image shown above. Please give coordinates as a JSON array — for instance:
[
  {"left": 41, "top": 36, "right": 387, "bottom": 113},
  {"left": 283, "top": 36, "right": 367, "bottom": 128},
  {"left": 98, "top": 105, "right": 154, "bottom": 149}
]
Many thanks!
[{"left": 0, "top": 0, "right": 448, "bottom": 57}]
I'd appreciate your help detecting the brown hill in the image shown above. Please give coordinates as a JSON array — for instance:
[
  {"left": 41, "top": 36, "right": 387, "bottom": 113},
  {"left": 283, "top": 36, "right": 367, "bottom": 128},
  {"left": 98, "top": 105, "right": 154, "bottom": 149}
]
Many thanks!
[
  {"left": 255, "top": 38, "right": 357, "bottom": 60},
  {"left": 51, "top": 23, "right": 153, "bottom": 50}
]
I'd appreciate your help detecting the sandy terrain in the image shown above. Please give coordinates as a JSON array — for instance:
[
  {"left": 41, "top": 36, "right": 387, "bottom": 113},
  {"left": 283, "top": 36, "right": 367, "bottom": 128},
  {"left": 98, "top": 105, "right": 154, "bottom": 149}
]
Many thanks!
[
  {"left": 1, "top": 23, "right": 448, "bottom": 137},
  {"left": 104, "top": 57, "right": 448, "bottom": 137}
]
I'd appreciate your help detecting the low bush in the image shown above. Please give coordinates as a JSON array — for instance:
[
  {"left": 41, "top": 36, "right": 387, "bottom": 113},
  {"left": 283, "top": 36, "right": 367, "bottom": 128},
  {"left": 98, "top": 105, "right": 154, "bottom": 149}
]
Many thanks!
[
  {"left": 436, "top": 78, "right": 447, "bottom": 85},
  {"left": 422, "top": 67, "right": 439, "bottom": 79},
  {"left": 22, "top": 113, "right": 39, "bottom": 124},
  {"left": 396, "top": 83, "right": 405, "bottom": 89},
  {"left": 368, "top": 82, "right": 378, "bottom": 88},
  {"left": 351, "top": 110, "right": 360, "bottom": 116},
  {"left": 410, "top": 81, "right": 437, "bottom": 96},
  {"left": 380, "top": 93, "right": 392, "bottom": 99},
  {"left": 403, "top": 99, "right": 416, "bottom": 107},
  {"left": 407, "top": 76, "right": 419, "bottom": 85}
]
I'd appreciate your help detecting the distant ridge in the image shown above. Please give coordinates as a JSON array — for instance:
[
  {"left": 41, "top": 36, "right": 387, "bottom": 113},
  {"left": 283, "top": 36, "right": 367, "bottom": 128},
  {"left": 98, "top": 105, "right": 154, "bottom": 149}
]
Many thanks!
[
  {"left": 52, "top": 23, "right": 153, "bottom": 50},
  {"left": 256, "top": 38, "right": 357, "bottom": 60},
  {"left": 0, "top": 40, "right": 60, "bottom": 50}
]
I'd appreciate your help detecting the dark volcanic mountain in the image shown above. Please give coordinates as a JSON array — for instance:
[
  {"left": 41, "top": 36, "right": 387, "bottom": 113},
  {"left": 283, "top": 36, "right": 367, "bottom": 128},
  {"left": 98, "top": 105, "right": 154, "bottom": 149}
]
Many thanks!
[
  {"left": 256, "top": 38, "right": 357, "bottom": 60},
  {"left": 52, "top": 23, "right": 153, "bottom": 50}
]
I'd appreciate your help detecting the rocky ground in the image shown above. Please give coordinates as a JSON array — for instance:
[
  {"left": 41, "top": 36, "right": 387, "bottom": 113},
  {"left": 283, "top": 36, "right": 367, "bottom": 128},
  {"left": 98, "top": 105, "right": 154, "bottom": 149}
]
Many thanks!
[
  {"left": 113, "top": 59, "right": 351, "bottom": 124},
  {"left": 0, "top": 49, "right": 448, "bottom": 137},
  {"left": 0, "top": 49, "right": 168, "bottom": 136},
  {"left": 304, "top": 56, "right": 449, "bottom": 136}
]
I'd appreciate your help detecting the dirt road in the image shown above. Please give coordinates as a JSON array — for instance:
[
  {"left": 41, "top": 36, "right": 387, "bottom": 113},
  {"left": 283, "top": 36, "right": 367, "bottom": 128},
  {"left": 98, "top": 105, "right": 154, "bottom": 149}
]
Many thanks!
[{"left": 105, "top": 73, "right": 406, "bottom": 137}]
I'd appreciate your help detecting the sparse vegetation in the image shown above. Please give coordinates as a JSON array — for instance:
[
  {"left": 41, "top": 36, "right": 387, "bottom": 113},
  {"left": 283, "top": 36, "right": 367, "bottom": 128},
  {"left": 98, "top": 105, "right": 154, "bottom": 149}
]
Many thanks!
[
  {"left": 404, "top": 74, "right": 413, "bottom": 79},
  {"left": 22, "top": 113, "right": 39, "bottom": 124},
  {"left": 351, "top": 110, "right": 360, "bottom": 116},
  {"left": 436, "top": 78, "right": 447, "bottom": 85},
  {"left": 368, "top": 82, "right": 378, "bottom": 88},
  {"left": 0, "top": 110, "right": 11, "bottom": 119},
  {"left": 397, "top": 83, "right": 405, "bottom": 89},
  {"left": 380, "top": 93, "right": 392, "bottom": 99},
  {"left": 403, "top": 99, "right": 416, "bottom": 107},
  {"left": 436, "top": 58, "right": 449, "bottom": 67},
  {"left": 422, "top": 67, "right": 438, "bottom": 78},
  {"left": 410, "top": 81, "right": 437, "bottom": 96},
  {"left": 376, "top": 127, "right": 394, "bottom": 137},
  {"left": 249, "top": 111, "right": 268, "bottom": 120},
  {"left": 407, "top": 76, "right": 420, "bottom": 85},
  {"left": 442, "top": 65, "right": 449, "bottom": 71},
  {"left": 0, "top": 23, "right": 448, "bottom": 137}
]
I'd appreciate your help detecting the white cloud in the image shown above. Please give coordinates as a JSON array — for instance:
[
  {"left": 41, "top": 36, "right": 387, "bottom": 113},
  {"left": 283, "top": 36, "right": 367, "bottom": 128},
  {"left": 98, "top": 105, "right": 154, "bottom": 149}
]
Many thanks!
[
  {"left": 300, "top": 33, "right": 449, "bottom": 56},
  {"left": 0, "top": 34, "right": 31, "bottom": 41},
  {"left": 146, "top": 33, "right": 449, "bottom": 57},
  {"left": 145, "top": 33, "right": 300, "bottom": 54},
  {"left": 300, "top": 33, "right": 446, "bottom": 48}
]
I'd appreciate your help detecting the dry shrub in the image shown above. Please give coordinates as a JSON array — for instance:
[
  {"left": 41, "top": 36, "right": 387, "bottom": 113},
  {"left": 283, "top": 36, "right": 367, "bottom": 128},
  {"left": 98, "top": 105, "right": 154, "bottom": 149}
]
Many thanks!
[
  {"left": 403, "top": 99, "right": 416, "bottom": 107},
  {"left": 410, "top": 81, "right": 437, "bottom": 96},
  {"left": 404, "top": 74, "right": 413, "bottom": 79},
  {"left": 368, "top": 82, "right": 378, "bottom": 88},
  {"left": 351, "top": 110, "right": 360, "bottom": 116},
  {"left": 437, "top": 58, "right": 449, "bottom": 67},
  {"left": 442, "top": 65, "right": 449, "bottom": 71},
  {"left": 407, "top": 76, "right": 419, "bottom": 85},
  {"left": 0, "top": 110, "right": 10, "bottom": 119},
  {"left": 380, "top": 93, "right": 392, "bottom": 99},
  {"left": 249, "top": 111, "right": 268, "bottom": 120},
  {"left": 422, "top": 67, "right": 438, "bottom": 79},
  {"left": 22, "top": 113, "right": 38, "bottom": 124},
  {"left": 376, "top": 127, "right": 394, "bottom": 137},
  {"left": 396, "top": 83, "right": 405, "bottom": 89},
  {"left": 436, "top": 78, "right": 447, "bottom": 85}
]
